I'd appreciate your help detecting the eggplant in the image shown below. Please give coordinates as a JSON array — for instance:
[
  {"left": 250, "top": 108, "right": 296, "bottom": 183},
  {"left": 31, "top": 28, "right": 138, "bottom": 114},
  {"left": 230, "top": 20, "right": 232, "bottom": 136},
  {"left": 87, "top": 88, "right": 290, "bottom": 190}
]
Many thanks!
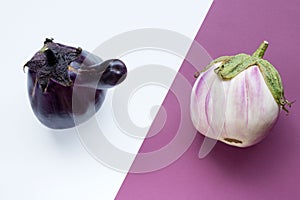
[{"left": 24, "top": 38, "right": 127, "bottom": 129}]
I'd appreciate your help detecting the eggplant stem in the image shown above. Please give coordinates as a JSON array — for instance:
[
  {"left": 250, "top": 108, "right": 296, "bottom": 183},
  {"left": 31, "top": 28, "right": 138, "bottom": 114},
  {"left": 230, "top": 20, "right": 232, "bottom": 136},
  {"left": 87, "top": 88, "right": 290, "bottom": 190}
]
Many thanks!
[{"left": 252, "top": 41, "right": 269, "bottom": 59}]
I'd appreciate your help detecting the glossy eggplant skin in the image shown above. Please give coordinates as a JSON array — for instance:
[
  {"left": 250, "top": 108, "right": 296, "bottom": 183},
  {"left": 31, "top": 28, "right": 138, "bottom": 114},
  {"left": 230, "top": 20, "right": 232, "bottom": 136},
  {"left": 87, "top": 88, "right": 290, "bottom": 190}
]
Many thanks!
[
  {"left": 27, "top": 71, "right": 106, "bottom": 129},
  {"left": 25, "top": 40, "right": 127, "bottom": 129}
]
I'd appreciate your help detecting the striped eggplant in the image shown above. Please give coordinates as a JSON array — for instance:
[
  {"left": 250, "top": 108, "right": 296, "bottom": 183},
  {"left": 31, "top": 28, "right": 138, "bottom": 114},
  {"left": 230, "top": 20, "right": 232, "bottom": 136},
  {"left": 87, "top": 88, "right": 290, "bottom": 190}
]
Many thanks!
[{"left": 191, "top": 41, "right": 292, "bottom": 147}]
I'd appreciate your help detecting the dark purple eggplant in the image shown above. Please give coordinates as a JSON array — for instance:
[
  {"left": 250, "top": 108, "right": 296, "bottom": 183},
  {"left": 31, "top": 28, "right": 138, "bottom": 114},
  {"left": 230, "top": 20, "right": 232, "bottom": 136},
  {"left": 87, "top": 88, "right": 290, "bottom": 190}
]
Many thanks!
[{"left": 24, "top": 38, "right": 127, "bottom": 129}]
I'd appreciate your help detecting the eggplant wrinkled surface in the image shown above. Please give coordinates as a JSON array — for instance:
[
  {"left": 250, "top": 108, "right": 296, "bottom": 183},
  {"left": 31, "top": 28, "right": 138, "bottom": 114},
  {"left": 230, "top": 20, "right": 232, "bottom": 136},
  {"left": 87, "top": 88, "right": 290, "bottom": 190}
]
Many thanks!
[{"left": 24, "top": 38, "right": 127, "bottom": 129}]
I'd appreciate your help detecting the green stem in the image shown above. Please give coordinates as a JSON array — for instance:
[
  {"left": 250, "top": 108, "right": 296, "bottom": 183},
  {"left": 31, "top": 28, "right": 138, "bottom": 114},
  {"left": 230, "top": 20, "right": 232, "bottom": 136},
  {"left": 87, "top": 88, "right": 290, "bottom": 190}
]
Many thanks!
[{"left": 252, "top": 41, "right": 269, "bottom": 59}]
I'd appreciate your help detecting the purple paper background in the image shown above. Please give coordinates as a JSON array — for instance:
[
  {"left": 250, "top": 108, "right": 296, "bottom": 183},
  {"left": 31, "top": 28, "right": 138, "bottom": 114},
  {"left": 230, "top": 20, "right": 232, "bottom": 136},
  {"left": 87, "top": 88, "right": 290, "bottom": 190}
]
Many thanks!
[{"left": 116, "top": 0, "right": 300, "bottom": 199}]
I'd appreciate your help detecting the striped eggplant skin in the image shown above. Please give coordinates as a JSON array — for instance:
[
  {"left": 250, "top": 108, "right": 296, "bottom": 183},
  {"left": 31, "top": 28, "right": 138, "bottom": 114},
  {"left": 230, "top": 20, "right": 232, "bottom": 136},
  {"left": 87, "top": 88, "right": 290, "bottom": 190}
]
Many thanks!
[
  {"left": 25, "top": 39, "right": 127, "bottom": 129},
  {"left": 191, "top": 62, "right": 280, "bottom": 147}
]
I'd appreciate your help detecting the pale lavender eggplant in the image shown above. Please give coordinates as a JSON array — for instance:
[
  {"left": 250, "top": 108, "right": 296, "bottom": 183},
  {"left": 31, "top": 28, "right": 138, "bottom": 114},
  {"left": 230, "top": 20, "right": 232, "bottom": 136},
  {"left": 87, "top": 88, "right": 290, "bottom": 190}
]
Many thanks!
[{"left": 191, "top": 62, "right": 280, "bottom": 147}]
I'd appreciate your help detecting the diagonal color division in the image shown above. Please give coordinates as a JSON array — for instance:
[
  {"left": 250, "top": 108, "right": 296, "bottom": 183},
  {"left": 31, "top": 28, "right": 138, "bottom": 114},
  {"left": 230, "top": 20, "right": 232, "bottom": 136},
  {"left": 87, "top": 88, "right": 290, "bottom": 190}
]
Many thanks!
[{"left": 116, "top": 0, "right": 300, "bottom": 199}]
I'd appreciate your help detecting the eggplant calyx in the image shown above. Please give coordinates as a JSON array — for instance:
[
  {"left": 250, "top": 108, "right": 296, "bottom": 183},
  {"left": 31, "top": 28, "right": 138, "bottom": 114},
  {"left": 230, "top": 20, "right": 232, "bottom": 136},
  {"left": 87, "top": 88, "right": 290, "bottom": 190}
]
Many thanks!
[{"left": 24, "top": 38, "right": 82, "bottom": 93}]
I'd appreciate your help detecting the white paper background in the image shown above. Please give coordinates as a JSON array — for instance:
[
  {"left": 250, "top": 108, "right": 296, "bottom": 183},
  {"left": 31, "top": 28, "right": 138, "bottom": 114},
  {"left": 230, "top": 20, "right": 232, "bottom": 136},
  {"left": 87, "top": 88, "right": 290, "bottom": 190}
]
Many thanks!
[{"left": 0, "top": 0, "right": 213, "bottom": 199}]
